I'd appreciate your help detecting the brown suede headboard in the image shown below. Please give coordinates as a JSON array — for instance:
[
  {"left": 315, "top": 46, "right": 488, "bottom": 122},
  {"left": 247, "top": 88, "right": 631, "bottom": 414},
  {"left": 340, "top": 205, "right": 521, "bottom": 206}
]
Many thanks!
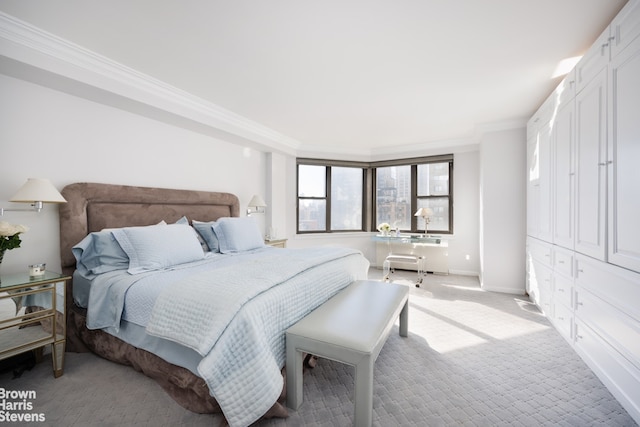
[{"left": 59, "top": 182, "right": 240, "bottom": 277}]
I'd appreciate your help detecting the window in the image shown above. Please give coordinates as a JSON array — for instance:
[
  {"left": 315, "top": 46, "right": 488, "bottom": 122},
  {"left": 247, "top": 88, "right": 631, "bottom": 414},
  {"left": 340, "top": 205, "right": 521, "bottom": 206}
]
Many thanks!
[
  {"left": 298, "top": 163, "right": 364, "bottom": 232},
  {"left": 374, "top": 159, "right": 452, "bottom": 234},
  {"left": 297, "top": 155, "right": 453, "bottom": 234},
  {"left": 416, "top": 162, "right": 451, "bottom": 233},
  {"left": 375, "top": 165, "right": 411, "bottom": 230},
  {"left": 298, "top": 165, "right": 327, "bottom": 231}
]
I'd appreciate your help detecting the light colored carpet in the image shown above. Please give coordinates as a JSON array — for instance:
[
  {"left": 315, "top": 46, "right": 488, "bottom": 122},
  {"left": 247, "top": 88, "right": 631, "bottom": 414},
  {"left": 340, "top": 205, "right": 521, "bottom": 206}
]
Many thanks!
[{"left": 1, "top": 270, "right": 637, "bottom": 426}]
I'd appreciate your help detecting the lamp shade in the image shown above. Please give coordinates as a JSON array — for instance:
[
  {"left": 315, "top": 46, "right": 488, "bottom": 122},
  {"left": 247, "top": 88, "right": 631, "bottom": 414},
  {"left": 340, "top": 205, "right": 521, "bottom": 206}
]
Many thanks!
[
  {"left": 414, "top": 207, "right": 433, "bottom": 217},
  {"left": 248, "top": 195, "right": 267, "bottom": 208},
  {"left": 10, "top": 178, "right": 67, "bottom": 203}
]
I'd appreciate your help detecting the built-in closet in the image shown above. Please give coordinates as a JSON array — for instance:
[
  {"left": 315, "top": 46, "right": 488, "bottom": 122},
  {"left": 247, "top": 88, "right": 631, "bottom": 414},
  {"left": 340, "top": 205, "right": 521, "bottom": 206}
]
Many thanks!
[{"left": 526, "top": 0, "right": 640, "bottom": 423}]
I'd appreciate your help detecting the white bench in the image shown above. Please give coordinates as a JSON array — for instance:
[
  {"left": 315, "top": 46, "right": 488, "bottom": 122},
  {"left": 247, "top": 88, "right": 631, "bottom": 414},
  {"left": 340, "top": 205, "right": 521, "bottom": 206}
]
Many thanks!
[{"left": 286, "top": 280, "right": 410, "bottom": 427}]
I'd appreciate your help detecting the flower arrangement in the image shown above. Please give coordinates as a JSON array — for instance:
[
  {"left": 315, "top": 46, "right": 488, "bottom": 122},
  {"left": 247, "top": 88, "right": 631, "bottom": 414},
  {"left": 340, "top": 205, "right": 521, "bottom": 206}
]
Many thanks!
[
  {"left": 377, "top": 222, "right": 391, "bottom": 234},
  {"left": 0, "top": 221, "right": 29, "bottom": 253}
]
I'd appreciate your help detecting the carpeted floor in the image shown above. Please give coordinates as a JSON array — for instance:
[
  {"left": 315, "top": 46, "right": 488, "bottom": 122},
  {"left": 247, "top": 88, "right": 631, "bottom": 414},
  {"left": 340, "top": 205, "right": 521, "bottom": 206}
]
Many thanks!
[{"left": 1, "top": 270, "right": 637, "bottom": 426}]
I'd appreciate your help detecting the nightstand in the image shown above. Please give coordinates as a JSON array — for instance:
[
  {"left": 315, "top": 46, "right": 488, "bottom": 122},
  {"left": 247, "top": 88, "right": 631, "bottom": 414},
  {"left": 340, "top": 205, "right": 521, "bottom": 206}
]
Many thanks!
[
  {"left": 265, "top": 238, "right": 287, "bottom": 248},
  {"left": 0, "top": 271, "right": 71, "bottom": 378}
]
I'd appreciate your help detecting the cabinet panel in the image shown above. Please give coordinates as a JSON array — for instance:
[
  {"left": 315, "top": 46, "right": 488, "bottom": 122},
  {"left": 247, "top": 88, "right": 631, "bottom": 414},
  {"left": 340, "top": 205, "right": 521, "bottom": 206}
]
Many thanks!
[
  {"left": 552, "top": 100, "right": 575, "bottom": 249},
  {"left": 576, "top": 28, "right": 610, "bottom": 93},
  {"left": 527, "top": 121, "right": 553, "bottom": 242},
  {"left": 527, "top": 138, "right": 540, "bottom": 238},
  {"left": 575, "top": 254, "right": 640, "bottom": 326},
  {"left": 527, "top": 96, "right": 554, "bottom": 141},
  {"left": 553, "top": 271, "right": 574, "bottom": 309},
  {"left": 575, "top": 287, "right": 640, "bottom": 370},
  {"left": 553, "top": 301, "right": 574, "bottom": 343},
  {"left": 611, "top": 0, "right": 640, "bottom": 58},
  {"left": 527, "top": 237, "right": 553, "bottom": 267},
  {"left": 528, "top": 259, "right": 552, "bottom": 315},
  {"left": 575, "top": 67, "right": 607, "bottom": 261},
  {"left": 537, "top": 121, "right": 553, "bottom": 242},
  {"left": 553, "top": 246, "right": 574, "bottom": 278},
  {"left": 527, "top": 94, "right": 554, "bottom": 242},
  {"left": 574, "top": 318, "right": 640, "bottom": 422},
  {"left": 608, "top": 34, "right": 640, "bottom": 273}
]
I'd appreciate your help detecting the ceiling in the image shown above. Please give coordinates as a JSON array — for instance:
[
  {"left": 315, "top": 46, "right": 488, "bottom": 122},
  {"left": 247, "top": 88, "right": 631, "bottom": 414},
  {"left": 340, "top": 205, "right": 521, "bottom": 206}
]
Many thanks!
[{"left": 0, "top": 0, "right": 628, "bottom": 157}]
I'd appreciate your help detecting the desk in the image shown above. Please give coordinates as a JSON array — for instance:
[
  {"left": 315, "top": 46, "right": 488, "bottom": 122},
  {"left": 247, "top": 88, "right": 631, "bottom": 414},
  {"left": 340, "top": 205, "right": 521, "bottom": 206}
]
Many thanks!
[{"left": 373, "top": 234, "right": 449, "bottom": 275}]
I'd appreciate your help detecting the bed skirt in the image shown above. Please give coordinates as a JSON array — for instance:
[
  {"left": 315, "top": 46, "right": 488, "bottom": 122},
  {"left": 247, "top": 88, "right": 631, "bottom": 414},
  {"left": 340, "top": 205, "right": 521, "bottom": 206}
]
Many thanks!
[{"left": 68, "top": 305, "right": 290, "bottom": 419}]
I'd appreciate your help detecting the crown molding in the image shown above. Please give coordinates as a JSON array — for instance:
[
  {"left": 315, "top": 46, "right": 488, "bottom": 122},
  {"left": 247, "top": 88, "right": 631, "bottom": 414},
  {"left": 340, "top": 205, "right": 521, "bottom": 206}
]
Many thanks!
[
  {"left": 0, "top": 12, "right": 301, "bottom": 155},
  {"left": 474, "top": 118, "right": 528, "bottom": 138}
]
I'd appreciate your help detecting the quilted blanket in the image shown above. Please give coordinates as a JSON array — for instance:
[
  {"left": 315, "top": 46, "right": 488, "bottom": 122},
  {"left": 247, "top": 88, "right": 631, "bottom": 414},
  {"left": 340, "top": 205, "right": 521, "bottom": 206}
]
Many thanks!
[{"left": 146, "top": 246, "right": 367, "bottom": 426}]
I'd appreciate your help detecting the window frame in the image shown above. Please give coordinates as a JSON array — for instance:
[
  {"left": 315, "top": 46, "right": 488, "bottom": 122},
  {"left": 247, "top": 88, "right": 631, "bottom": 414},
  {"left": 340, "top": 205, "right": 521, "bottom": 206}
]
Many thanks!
[
  {"left": 296, "top": 154, "right": 453, "bottom": 234},
  {"left": 296, "top": 160, "right": 368, "bottom": 234}
]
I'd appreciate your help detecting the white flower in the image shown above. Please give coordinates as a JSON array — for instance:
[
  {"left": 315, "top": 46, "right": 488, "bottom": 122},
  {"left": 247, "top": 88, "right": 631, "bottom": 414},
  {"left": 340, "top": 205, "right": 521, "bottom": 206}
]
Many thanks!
[
  {"left": 0, "top": 221, "right": 29, "bottom": 237},
  {"left": 377, "top": 222, "right": 391, "bottom": 232}
]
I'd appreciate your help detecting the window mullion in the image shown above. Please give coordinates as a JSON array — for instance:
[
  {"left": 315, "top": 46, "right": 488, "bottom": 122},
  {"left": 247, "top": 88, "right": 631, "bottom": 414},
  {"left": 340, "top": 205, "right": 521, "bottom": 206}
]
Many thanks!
[
  {"left": 326, "top": 166, "right": 331, "bottom": 231},
  {"left": 411, "top": 165, "right": 418, "bottom": 231}
]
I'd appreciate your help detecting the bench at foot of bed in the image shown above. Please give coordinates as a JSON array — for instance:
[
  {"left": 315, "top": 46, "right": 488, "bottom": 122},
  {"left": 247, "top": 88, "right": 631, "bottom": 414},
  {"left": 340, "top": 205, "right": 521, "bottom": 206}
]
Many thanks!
[{"left": 285, "top": 279, "right": 409, "bottom": 427}]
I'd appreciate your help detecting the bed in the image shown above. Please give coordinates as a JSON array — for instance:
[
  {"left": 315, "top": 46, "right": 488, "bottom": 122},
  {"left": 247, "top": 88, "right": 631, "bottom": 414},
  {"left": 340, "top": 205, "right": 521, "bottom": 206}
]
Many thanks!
[{"left": 58, "top": 182, "right": 369, "bottom": 427}]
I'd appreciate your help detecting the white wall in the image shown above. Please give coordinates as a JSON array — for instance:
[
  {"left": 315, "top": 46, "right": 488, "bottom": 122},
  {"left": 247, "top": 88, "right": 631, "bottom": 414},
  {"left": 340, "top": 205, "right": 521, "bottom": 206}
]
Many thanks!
[
  {"left": 1, "top": 72, "right": 490, "bottom": 282},
  {"left": 284, "top": 150, "right": 482, "bottom": 276},
  {"left": 0, "top": 74, "right": 266, "bottom": 275},
  {"left": 449, "top": 150, "right": 480, "bottom": 275},
  {"left": 479, "top": 128, "right": 527, "bottom": 293}
]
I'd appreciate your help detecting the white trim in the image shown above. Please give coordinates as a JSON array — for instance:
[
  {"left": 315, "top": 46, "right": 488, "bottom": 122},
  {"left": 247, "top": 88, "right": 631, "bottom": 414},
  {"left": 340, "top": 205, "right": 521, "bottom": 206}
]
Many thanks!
[{"left": 448, "top": 269, "right": 480, "bottom": 277}]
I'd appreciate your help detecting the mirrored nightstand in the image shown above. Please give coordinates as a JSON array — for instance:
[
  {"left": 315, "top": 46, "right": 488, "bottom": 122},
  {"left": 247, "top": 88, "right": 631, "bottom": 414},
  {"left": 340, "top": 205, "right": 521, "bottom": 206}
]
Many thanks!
[
  {"left": 265, "top": 239, "right": 287, "bottom": 248},
  {"left": 0, "top": 271, "right": 71, "bottom": 377}
]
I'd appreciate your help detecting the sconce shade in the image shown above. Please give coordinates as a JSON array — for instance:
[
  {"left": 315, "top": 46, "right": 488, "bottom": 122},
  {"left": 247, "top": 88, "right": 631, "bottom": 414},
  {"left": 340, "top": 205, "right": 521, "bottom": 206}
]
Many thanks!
[
  {"left": 10, "top": 178, "right": 67, "bottom": 203},
  {"left": 414, "top": 207, "right": 433, "bottom": 217},
  {"left": 248, "top": 195, "right": 267, "bottom": 208}
]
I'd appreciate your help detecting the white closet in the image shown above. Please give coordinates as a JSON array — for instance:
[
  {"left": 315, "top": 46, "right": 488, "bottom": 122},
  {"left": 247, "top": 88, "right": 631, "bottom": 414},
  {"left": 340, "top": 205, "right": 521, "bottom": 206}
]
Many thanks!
[{"left": 525, "top": 1, "right": 640, "bottom": 423}]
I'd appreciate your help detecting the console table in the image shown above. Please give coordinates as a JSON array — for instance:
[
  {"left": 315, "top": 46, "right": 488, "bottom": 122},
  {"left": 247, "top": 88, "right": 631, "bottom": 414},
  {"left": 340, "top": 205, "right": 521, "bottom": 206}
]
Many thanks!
[{"left": 373, "top": 234, "right": 449, "bottom": 275}]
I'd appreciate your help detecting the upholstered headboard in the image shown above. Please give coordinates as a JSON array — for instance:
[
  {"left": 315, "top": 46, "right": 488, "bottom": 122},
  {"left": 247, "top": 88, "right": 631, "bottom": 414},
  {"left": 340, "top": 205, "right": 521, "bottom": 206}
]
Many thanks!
[{"left": 59, "top": 182, "right": 240, "bottom": 277}]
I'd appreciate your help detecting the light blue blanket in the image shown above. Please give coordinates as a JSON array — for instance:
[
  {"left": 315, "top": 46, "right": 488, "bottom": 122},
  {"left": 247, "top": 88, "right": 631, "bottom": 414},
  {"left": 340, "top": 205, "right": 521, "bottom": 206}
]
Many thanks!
[
  {"left": 85, "top": 246, "right": 369, "bottom": 427},
  {"left": 147, "top": 246, "right": 367, "bottom": 426},
  {"left": 147, "top": 247, "right": 359, "bottom": 354}
]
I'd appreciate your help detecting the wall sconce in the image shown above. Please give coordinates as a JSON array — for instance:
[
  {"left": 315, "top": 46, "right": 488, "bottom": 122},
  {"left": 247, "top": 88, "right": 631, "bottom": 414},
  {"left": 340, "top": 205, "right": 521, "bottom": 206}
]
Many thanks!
[
  {"left": 1, "top": 178, "right": 67, "bottom": 216},
  {"left": 414, "top": 207, "right": 434, "bottom": 235},
  {"left": 246, "top": 195, "right": 267, "bottom": 216}
]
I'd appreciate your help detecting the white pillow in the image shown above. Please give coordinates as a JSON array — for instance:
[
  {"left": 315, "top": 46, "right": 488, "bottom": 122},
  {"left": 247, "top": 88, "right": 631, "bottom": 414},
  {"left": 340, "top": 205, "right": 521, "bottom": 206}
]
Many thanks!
[
  {"left": 112, "top": 223, "right": 204, "bottom": 274},
  {"left": 212, "top": 217, "right": 265, "bottom": 253}
]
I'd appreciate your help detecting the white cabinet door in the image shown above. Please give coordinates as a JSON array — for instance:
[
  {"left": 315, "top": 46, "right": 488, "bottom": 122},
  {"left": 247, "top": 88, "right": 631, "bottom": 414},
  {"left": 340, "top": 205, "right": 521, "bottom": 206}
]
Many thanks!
[
  {"left": 610, "top": 0, "right": 640, "bottom": 59},
  {"left": 526, "top": 238, "right": 553, "bottom": 314},
  {"left": 552, "top": 100, "right": 575, "bottom": 250},
  {"left": 526, "top": 137, "right": 540, "bottom": 238},
  {"left": 608, "top": 34, "right": 640, "bottom": 273},
  {"left": 528, "top": 120, "right": 554, "bottom": 243},
  {"left": 527, "top": 99, "right": 554, "bottom": 242},
  {"left": 575, "top": 67, "right": 607, "bottom": 261},
  {"left": 538, "top": 121, "right": 553, "bottom": 243},
  {"left": 576, "top": 28, "right": 610, "bottom": 93}
]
